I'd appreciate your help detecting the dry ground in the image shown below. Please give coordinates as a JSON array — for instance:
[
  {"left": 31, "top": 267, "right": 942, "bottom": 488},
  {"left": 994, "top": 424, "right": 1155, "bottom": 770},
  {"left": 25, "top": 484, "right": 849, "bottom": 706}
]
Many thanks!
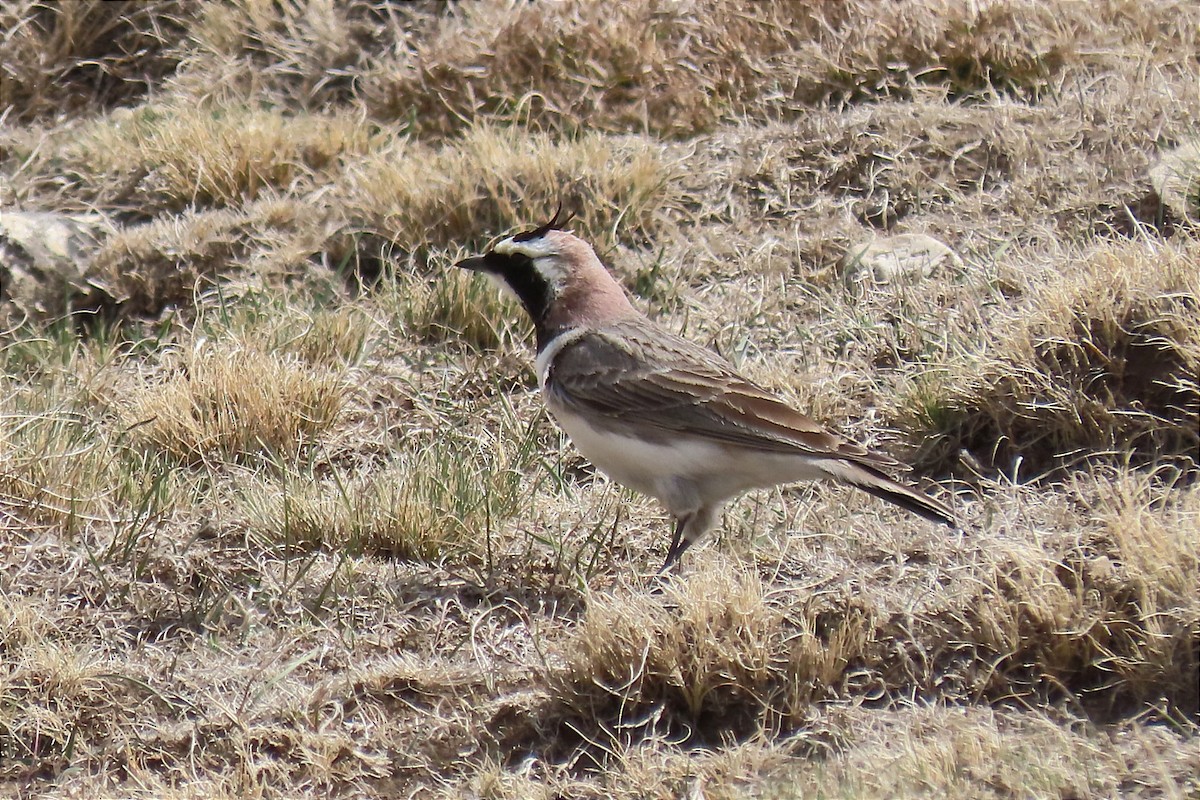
[{"left": 1, "top": 1, "right": 1197, "bottom": 797}]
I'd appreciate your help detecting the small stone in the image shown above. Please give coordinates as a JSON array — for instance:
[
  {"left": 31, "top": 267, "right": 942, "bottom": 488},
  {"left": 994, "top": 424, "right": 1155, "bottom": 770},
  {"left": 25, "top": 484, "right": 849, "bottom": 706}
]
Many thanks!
[
  {"left": 840, "top": 233, "right": 962, "bottom": 287},
  {"left": 0, "top": 210, "right": 112, "bottom": 319},
  {"left": 1149, "top": 139, "right": 1200, "bottom": 223}
]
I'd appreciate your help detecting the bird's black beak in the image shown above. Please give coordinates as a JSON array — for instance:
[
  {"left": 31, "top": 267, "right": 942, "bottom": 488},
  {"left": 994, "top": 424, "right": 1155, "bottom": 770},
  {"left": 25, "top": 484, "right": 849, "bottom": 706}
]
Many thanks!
[{"left": 455, "top": 255, "right": 490, "bottom": 271}]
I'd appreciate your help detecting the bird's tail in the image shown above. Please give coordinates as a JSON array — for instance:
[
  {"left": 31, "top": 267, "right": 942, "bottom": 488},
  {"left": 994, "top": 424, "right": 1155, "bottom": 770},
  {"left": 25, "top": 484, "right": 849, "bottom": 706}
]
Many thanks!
[{"left": 819, "top": 459, "right": 957, "bottom": 529}]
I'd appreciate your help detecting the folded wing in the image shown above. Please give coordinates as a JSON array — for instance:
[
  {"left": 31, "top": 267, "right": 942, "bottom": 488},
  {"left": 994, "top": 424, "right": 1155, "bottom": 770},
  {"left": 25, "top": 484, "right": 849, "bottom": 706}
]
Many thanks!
[
  {"left": 545, "top": 321, "right": 896, "bottom": 468},
  {"left": 545, "top": 321, "right": 956, "bottom": 528}
]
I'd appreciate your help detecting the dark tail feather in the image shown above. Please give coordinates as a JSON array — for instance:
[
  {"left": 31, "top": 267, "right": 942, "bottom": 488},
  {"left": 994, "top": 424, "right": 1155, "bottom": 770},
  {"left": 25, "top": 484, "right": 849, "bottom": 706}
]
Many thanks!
[
  {"left": 855, "top": 479, "right": 956, "bottom": 528},
  {"left": 820, "top": 459, "right": 957, "bottom": 529}
]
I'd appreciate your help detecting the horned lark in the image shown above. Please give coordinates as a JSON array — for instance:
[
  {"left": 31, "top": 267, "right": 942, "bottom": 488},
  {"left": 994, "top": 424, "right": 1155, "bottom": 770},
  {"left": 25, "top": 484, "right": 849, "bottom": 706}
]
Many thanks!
[{"left": 456, "top": 209, "right": 956, "bottom": 571}]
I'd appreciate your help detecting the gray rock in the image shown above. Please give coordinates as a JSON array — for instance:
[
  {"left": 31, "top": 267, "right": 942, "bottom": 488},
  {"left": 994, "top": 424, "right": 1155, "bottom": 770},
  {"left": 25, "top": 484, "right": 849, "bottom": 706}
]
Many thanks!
[
  {"left": 840, "top": 233, "right": 962, "bottom": 288},
  {"left": 0, "top": 210, "right": 113, "bottom": 320}
]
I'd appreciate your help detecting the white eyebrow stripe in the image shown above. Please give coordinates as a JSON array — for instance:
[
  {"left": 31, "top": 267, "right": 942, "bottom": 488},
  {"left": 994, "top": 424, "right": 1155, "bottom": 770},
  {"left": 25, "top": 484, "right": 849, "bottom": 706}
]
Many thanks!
[
  {"left": 492, "top": 236, "right": 519, "bottom": 255},
  {"left": 494, "top": 234, "right": 556, "bottom": 259}
]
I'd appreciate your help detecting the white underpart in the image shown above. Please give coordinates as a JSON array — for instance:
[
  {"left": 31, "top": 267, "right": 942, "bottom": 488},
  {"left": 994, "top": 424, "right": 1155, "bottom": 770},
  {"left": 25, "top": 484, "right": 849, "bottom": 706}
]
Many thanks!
[
  {"left": 542, "top": 387, "right": 833, "bottom": 517},
  {"left": 551, "top": 409, "right": 721, "bottom": 513}
]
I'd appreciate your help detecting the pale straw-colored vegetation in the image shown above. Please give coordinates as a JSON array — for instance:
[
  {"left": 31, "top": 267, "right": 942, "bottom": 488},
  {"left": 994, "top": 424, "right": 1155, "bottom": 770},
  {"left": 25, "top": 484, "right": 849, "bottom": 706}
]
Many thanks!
[{"left": 1, "top": 1, "right": 1196, "bottom": 797}]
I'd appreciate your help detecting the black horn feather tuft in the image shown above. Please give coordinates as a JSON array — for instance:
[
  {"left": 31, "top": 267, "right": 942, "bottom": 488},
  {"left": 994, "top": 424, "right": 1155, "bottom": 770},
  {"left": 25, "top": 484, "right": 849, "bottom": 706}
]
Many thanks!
[{"left": 513, "top": 202, "right": 575, "bottom": 242}]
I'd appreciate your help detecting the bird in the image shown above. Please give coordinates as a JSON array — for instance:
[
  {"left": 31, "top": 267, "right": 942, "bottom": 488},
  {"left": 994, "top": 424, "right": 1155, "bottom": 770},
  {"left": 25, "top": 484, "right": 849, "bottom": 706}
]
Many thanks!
[{"left": 455, "top": 207, "right": 956, "bottom": 572}]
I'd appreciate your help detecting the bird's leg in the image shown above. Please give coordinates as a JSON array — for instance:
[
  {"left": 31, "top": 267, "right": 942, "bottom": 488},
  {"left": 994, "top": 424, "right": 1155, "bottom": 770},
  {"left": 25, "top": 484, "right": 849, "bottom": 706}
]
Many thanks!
[
  {"left": 658, "top": 504, "right": 721, "bottom": 574},
  {"left": 659, "top": 513, "right": 692, "bottom": 574}
]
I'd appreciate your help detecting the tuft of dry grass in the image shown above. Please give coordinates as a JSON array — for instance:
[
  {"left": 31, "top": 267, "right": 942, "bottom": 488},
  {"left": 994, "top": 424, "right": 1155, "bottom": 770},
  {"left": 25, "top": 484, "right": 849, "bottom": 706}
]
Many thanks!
[
  {"left": 897, "top": 239, "right": 1199, "bottom": 477},
  {"left": 550, "top": 561, "right": 872, "bottom": 746},
  {"left": 269, "top": 306, "right": 371, "bottom": 369},
  {"left": 59, "top": 104, "right": 376, "bottom": 214},
  {"left": 123, "top": 343, "right": 348, "bottom": 466},
  {"left": 388, "top": 267, "right": 520, "bottom": 352},
  {"left": 951, "top": 475, "right": 1197, "bottom": 720},
  {"left": 228, "top": 436, "right": 529, "bottom": 562},
  {"left": 0, "top": 393, "right": 109, "bottom": 531},
  {"left": 167, "top": 0, "right": 392, "bottom": 110},
  {"left": 85, "top": 197, "right": 341, "bottom": 315},
  {"left": 0, "top": 592, "right": 136, "bottom": 778},
  {"left": 339, "top": 124, "right": 678, "bottom": 255},
  {"left": 1151, "top": 138, "right": 1200, "bottom": 224},
  {"left": 0, "top": 0, "right": 190, "bottom": 122},
  {"left": 189, "top": 289, "right": 374, "bottom": 368},
  {"left": 0, "top": 331, "right": 163, "bottom": 533}
]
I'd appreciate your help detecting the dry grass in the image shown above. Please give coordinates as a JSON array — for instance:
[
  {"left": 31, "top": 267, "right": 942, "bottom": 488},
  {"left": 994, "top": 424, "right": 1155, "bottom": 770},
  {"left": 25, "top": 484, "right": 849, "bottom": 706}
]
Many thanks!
[
  {"left": 338, "top": 124, "right": 678, "bottom": 256},
  {"left": 123, "top": 343, "right": 348, "bottom": 466},
  {"left": 468, "top": 708, "right": 1199, "bottom": 800},
  {"left": 393, "top": 267, "right": 518, "bottom": 351},
  {"left": 546, "top": 470, "right": 1197, "bottom": 753},
  {"left": 1151, "top": 139, "right": 1200, "bottom": 223},
  {"left": 0, "top": 330, "right": 161, "bottom": 532},
  {"left": 61, "top": 104, "right": 376, "bottom": 214},
  {"left": 358, "top": 0, "right": 1199, "bottom": 137},
  {"left": 898, "top": 239, "right": 1199, "bottom": 477},
  {"left": 0, "top": 388, "right": 115, "bottom": 530},
  {"left": 228, "top": 425, "right": 533, "bottom": 561},
  {"left": 81, "top": 198, "right": 342, "bottom": 315},
  {"left": 1, "top": 1, "right": 1198, "bottom": 797},
  {"left": 550, "top": 560, "right": 873, "bottom": 743},
  {"left": 0, "top": 0, "right": 189, "bottom": 122}
]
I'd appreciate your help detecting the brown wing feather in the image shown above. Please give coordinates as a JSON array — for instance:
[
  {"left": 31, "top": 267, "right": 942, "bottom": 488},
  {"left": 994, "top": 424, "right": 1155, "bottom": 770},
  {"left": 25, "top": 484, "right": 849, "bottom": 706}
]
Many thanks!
[{"left": 546, "top": 320, "right": 899, "bottom": 467}]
